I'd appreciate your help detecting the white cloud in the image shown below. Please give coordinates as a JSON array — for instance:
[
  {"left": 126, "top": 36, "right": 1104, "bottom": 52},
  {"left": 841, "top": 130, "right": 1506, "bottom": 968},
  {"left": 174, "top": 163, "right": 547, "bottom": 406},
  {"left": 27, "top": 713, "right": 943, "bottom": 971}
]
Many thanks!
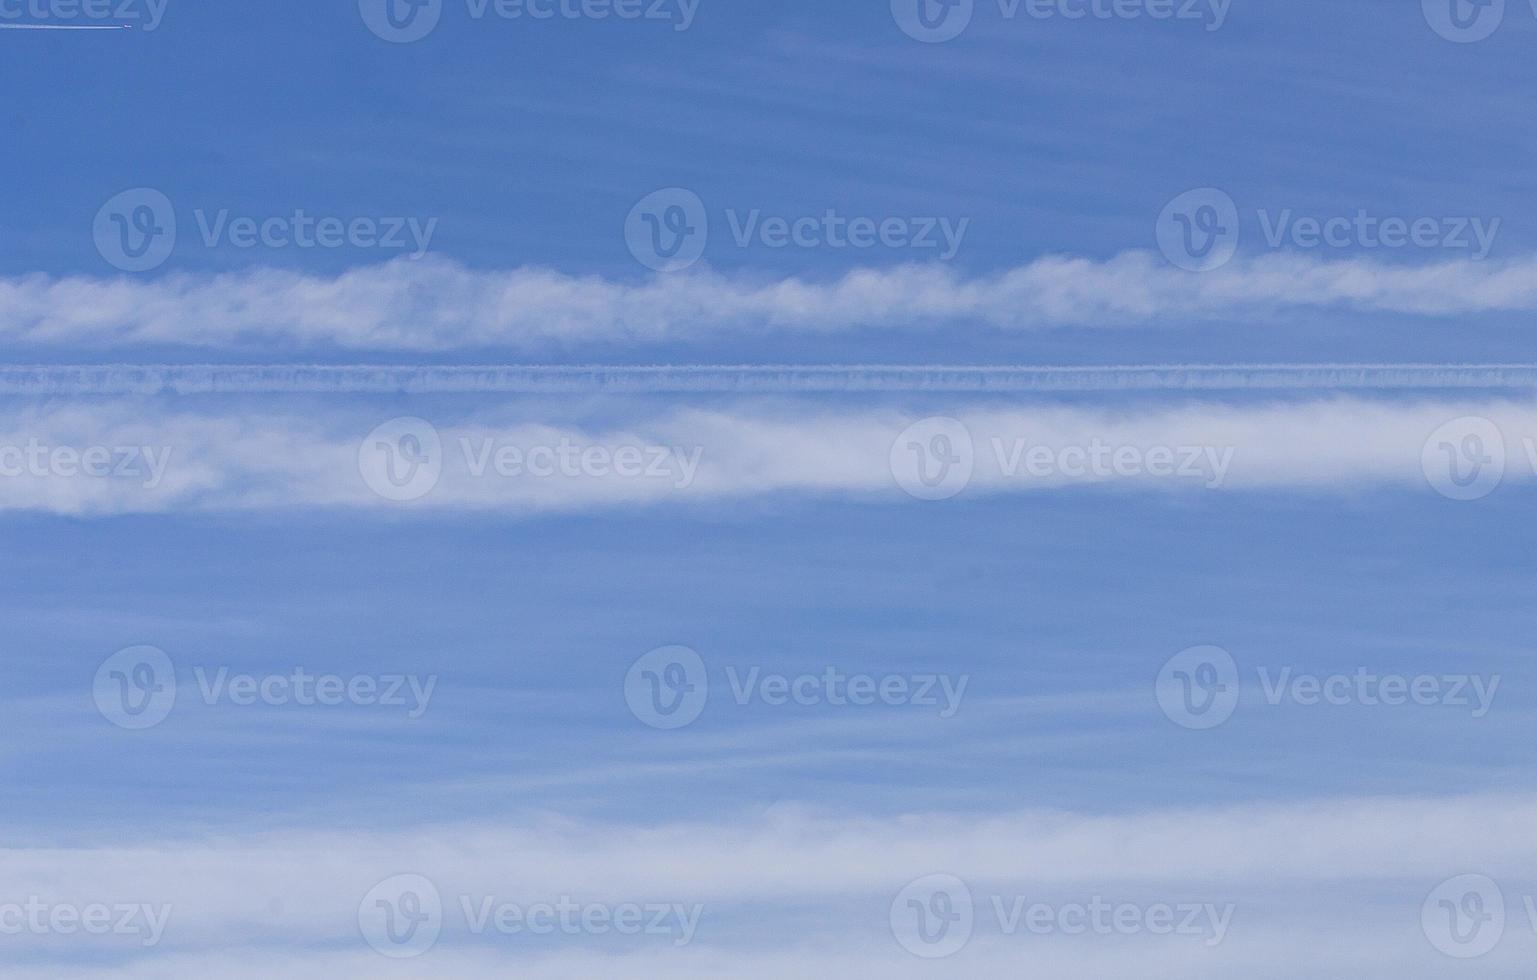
[
  {"left": 0, "top": 396, "right": 1531, "bottom": 514},
  {"left": 5, "top": 932, "right": 1532, "bottom": 980},
  {"left": 4, "top": 794, "right": 1537, "bottom": 976},
  {"left": 7, "top": 251, "right": 1537, "bottom": 350}
]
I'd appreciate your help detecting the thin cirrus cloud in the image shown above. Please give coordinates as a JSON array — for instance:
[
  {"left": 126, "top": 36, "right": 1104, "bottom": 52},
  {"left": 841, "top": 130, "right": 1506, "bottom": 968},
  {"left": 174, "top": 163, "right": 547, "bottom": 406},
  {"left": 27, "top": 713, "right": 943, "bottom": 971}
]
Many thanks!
[
  {"left": 3, "top": 794, "right": 1537, "bottom": 977},
  {"left": 7, "top": 250, "right": 1537, "bottom": 350},
  {"left": 0, "top": 396, "right": 1529, "bottom": 516},
  {"left": 1, "top": 938, "right": 1527, "bottom": 980}
]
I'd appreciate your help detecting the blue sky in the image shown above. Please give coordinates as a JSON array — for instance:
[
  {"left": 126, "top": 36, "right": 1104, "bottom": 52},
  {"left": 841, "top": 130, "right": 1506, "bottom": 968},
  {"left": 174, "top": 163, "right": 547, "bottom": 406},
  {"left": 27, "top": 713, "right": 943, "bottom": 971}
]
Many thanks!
[{"left": 3, "top": 1, "right": 1537, "bottom": 977}]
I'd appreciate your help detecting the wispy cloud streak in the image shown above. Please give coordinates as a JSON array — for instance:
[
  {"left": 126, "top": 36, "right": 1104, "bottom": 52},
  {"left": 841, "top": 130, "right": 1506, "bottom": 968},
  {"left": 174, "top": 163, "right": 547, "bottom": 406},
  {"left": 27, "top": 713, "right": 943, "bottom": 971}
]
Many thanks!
[
  {"left": 10, "top": 251, "right": 1537, "bottom": 350},
  {"left": 0, "top": 363, "right": 1533, "bottom": 394},
  {"left": 0, "top": 396, "right": 1529, "bottom": 515}
]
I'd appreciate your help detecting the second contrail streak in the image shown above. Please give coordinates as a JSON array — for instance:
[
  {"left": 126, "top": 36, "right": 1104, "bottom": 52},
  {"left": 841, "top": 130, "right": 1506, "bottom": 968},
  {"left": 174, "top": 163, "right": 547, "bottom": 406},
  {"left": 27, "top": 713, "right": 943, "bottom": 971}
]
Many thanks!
[{"left": 0, "top": 363, "right": 1531, "bottom": 394}]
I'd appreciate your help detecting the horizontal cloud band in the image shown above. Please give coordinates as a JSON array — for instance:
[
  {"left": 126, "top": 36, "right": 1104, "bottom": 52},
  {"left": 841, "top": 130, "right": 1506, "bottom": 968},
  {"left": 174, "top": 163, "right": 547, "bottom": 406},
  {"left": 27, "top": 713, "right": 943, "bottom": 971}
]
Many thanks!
[
  {"left": 0, "top": 397, "right": 1530, "bottom": 514},
  {"left": 8, "top": 250, "right": 1537, "bottom": 349},
  {"left": 3, "top": 793, "right": 1535, "bottom": 977}
]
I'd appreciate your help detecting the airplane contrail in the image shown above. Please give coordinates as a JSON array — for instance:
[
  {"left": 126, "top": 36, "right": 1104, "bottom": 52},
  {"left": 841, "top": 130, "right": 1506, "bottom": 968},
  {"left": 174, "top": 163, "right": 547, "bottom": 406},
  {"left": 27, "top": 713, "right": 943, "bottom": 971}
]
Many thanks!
[
  {"left": 0, "top": 363, "right": 1531, "bottom": 394},
  {"left": 0, "top": 22, "right": 132, "bottom": 29}
]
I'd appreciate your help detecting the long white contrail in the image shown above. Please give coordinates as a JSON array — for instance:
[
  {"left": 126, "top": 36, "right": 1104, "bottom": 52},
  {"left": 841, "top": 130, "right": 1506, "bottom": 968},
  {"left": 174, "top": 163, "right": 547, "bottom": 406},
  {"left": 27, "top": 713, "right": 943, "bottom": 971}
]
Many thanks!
[
  {"left": 0, "top": 363, "right": 1532, "bottom": 394},
  {"left": 0, "top": 22, "right": 131, "bottom": 29}
]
